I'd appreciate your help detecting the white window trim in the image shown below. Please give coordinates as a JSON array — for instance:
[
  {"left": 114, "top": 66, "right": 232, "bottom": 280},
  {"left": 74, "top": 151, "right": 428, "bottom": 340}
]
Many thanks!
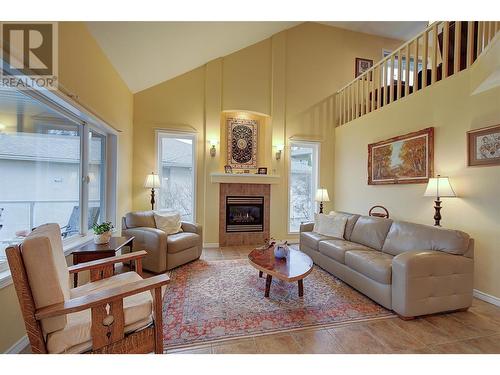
[
  {"left": 155, "top": 130, "right": 197, "bottom": 222},
  {"left": 287, "top": 140, "right": 320, "bottom": 235}
]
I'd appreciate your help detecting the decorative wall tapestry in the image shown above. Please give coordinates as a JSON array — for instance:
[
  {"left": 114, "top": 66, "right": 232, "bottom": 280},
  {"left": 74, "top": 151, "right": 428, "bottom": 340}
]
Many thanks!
[
  {"left": 227, "top": 117, "right": 258, "bottom": 169},
  {"left": 368, "top": 127, "right": 434, "bottom": 185},
  {"left": 467, "top": 124, "right": 500, "bottom": 166}
]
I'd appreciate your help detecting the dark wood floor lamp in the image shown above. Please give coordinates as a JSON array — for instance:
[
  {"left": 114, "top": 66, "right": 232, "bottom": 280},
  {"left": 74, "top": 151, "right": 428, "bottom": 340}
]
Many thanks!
[{"left": 144, "top": 172, "right": 161, "bottom": 210}]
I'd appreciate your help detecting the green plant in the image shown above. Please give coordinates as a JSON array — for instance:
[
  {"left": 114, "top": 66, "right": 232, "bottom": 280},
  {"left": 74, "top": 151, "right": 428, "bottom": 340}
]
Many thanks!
[{"left": 92, "top": 221, "right": 113, "bottom": 235}]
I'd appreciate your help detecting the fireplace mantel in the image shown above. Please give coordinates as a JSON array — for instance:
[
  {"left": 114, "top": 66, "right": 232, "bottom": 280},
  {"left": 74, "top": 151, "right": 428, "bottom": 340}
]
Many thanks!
[{"left": 210, "top": 173, "right": 280, "bottom": 185}]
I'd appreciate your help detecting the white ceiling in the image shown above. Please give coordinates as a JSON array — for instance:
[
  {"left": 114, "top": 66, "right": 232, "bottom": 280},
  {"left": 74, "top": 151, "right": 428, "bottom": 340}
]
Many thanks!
[{"left": 87, "top": 21, "right": 428, "bottom": 93}]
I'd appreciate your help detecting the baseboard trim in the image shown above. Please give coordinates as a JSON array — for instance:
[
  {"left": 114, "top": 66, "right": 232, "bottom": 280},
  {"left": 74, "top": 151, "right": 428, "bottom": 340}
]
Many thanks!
[
  {"left": 203, "top": 243, "right": 220, "bottom": 248},
  {"left": 5, "top": 335, "right": 28, "bottom": 354},
  {"left": 473, "top": 289, "right": 500, "bottom": 307}
]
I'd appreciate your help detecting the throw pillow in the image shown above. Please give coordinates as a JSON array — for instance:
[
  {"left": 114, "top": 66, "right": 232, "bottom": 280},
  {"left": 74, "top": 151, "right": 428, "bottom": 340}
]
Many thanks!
[
  {"left": 153, "top": 211, "right": 183, "bottom": 235},
  {"left": 314, "top": 213, "right": 347, "bottom": 239}
]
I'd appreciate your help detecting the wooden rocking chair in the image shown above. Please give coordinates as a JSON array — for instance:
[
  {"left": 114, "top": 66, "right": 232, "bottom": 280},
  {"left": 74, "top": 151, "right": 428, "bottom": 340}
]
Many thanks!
[{"left": 6, "top": 223, "right": 169, "bottom": 354}]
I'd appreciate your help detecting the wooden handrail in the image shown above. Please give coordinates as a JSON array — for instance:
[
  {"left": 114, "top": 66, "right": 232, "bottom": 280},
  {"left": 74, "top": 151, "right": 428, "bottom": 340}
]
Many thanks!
[{"left": 336, "top": 21, "right": 500, "bottom": 126}]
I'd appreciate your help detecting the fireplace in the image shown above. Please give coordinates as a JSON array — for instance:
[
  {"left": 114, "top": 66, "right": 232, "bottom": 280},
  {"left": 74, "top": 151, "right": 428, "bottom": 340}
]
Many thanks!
[
  {"left": 219, "top": 183, "right": 270, "bottom": 246},
  {"left": 226, "top": 196, "right": 264, "bottom": 232}
]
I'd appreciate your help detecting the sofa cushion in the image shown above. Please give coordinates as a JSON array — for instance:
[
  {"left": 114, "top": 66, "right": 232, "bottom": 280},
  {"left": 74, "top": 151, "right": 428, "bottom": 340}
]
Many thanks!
[
  {"left": 167, "top": 232, "right": 200, "bottom": 254},
  {"left": 350, "top": 215, "right": 393, "bottom": 250},
  {"left": 319, "top": 239, "right": 372, "bottom": 264},
  {"left": 345, "top": 250, "right": 393, "bottom": 284},
  {"left": 153, "top": 211, "right": 183, "bottom": 235},
  {"left": 313, "top": 213, "right": 347, "bottom": 238},
  {"left": 300, "top": 231, "right": 336, "bottom": 251},
  {"left": 329, "top": 211, "right": 360, "bottom": 241},
  {"left": 125, "top": 211, "right": 156, "bottom": 229},
  {"left": 382, "top": 220, "right": 471, "bottom": 256},
  {"left": 21, "top": 223, "right": 70, "bottom": 335},
  {"left": 46, "top": 272, "right": 153, "bottom": 354}
]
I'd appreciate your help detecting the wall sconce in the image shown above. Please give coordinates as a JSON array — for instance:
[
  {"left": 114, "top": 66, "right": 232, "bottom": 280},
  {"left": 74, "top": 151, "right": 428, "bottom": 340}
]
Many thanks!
[
  {"left": 209, "top": 139, "right": 218, "bottom": 157},
  {"left": 275, "top": 144, "right": 284, "bottom": 160}
]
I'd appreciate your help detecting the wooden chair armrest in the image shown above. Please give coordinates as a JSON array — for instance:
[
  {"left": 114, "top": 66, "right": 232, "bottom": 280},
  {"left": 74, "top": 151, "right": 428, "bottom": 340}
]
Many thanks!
[
  {"left": 68, "top": 250, "right": 148, "bottom": 274},
  {"left": 35, "top": 274, "right": 169, "bottom": 320}
]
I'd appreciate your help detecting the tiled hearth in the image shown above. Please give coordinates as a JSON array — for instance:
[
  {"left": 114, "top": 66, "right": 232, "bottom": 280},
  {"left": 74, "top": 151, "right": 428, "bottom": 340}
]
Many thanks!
[{"left": 219, "top": 183, "right": 270, "bottom": 246}]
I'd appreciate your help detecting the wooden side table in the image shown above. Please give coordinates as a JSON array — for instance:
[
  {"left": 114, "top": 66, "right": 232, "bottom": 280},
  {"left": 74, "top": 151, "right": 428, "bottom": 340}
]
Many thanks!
[{"left": 71, "top": 236, "right": 135, "bottom": 287}]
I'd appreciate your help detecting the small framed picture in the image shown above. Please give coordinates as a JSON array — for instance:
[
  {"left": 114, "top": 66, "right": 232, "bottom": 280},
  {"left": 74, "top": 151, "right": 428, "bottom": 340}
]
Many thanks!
[
  {"left": 467, "top": 124, "right": 500, "bottom": 166},
  {"left": 224, "top": 165, "right": 233, "bottom": 174},
  {"left": 257, "top": 167, "right": 268, "bottom": 175},
  {"left": 355, "top": 57, "right": 374, "bottom": 78}
]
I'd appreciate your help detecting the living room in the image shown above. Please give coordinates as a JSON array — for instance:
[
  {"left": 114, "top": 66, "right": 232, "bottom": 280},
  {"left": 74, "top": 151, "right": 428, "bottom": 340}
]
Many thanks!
[{"left": 1, "top": 0, "right": 500, "bottom": 371}]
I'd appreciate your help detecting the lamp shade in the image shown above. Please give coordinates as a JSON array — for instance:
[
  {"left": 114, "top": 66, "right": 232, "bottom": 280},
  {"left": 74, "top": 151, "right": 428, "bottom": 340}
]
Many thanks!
[
  {"left": 144, "top": 173, "right": 161, "bottom": 189},
  {"left": 315, "top": 188, "right": 330, "bottom": 202},
  {"left": 424, "top": 175, "right": 456, "bottom": 198}
]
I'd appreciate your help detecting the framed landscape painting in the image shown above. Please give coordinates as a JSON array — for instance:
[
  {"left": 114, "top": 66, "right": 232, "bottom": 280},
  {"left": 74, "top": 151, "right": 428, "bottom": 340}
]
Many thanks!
[
  {"left": 368, "top": 127, "right": 434, "bottom": 185},
  {"left": 467, "top": 124, "right": 500, "bottom": 166}
]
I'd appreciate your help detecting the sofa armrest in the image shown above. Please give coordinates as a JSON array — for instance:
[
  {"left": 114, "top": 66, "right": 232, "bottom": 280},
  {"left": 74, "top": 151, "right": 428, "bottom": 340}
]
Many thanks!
[
  {"left": 122, "top": 227, "right": 167, "bottom": 273},
  {"left": 300, "top": 222, "right": 314, "bottom": 233},
  {"left": 181, "top": 222, "right": 202, "bottom": 236},
  {"left": 392, "top": 250, "right": 474, "bottom": 317}
]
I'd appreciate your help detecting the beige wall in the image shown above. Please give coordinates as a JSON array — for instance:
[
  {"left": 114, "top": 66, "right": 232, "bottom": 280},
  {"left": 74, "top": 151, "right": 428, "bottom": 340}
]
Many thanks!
[
  {"left": 334, "top": 38, "right": 500, "bottom": 299},
  {"left": 133, "top": 22, "right": 402, "bottom": 243},
  {"left": 0, "top": 22, "right": 133, "bottom": 353}
]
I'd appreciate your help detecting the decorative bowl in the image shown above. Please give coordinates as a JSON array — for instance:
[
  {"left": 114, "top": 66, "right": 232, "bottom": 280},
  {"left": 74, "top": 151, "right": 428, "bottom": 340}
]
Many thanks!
[{"left": 274, "top": 244, "right": 289, "bottom": 259}]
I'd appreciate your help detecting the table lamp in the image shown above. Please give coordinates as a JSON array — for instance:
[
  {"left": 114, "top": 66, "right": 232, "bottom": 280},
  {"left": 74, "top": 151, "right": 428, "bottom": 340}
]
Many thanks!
[
  {"left": 424, "top": 175, "right": 456, "bottom": 226},
  {"left": 144, "top": 172, "right": 161, "bottom": 210},
  {"left": 315, "top": 188, "right": 330, "bottom": 214}
]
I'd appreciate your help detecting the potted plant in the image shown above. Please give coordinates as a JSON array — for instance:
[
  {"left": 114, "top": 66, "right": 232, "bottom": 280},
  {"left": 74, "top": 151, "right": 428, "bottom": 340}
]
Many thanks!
[{"left": 92, "top": 221, "right": 114, "bottom": 244}]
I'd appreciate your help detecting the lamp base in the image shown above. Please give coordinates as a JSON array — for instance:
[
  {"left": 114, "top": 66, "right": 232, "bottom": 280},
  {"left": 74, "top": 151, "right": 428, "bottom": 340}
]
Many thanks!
[
  {"left": 433, "top": 198, "right": 442, "bottom": 226},
  {"left": 150, "top": 188, "right": 156, "bottom": 211},
  {"left": 319, "top": 202, "right": 324, "bottom": 214}
]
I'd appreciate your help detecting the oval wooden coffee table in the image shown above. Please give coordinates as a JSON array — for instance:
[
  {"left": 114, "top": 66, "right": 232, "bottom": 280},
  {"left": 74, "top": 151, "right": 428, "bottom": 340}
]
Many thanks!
[{"left": 248, "top": 246, "right": 313, "bottom": 298}]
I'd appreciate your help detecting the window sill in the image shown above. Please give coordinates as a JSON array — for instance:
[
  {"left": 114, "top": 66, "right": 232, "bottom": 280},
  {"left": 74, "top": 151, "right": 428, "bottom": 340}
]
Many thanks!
[{"left": 0, "top": 233, "right": 93, "bottom": 290}]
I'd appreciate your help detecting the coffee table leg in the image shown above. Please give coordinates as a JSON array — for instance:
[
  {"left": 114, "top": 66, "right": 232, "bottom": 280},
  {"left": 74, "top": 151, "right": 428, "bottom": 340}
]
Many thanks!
[
  {"left": 298, "top": 279, "right": 304, "bottom": 297},
  {"left": 265, "top": 275, "right": 272, "bottom": 297},
  {"left": 259, "top": 271, "right": 263, "bottom": 278}
]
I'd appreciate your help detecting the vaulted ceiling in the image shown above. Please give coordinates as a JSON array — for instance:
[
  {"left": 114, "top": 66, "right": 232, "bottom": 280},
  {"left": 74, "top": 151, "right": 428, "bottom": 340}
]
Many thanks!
[{"left": 87, "top": 21, "right": 428, "bottom": 93}]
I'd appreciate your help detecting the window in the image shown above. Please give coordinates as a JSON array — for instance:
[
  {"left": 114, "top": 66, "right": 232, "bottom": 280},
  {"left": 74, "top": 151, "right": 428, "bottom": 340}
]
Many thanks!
[
  {"left": 157, "top": 132, "right": 196, "bottom": 222},
  {"left": 288, "top": 141, "right": 319, "bottom": 233},
  {"left": 0, "top": 85, "right": 114, "bottom": 272},
  {"left": 89, "top": 130, "right": 106, "bottom": 229},
  {"left": 383, "top": 49, "right": 423, "bottom": 87}
]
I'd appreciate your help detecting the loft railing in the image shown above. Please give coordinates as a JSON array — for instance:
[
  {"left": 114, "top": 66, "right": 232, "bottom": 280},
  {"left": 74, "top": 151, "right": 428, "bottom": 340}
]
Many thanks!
[{"left": 336, "top": 21, "right": 500, "bottom": 126}]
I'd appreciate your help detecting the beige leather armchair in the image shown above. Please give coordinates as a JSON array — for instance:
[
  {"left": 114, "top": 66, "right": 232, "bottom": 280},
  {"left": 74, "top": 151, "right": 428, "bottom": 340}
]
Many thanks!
[{"left": 122, "top": 211, "right": 203, "bottom": 273}]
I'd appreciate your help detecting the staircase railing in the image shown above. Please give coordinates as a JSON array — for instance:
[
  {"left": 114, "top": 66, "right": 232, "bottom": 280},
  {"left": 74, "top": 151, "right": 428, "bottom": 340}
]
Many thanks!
[{"left": 336, "top": 21, "right": 500, "bottom": 126}]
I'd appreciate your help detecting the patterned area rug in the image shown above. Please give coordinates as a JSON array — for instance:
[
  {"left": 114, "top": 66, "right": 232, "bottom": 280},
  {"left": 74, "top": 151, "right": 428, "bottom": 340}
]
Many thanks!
[{"left": 163, "top": 259, "right": 394, "bottom": 348}]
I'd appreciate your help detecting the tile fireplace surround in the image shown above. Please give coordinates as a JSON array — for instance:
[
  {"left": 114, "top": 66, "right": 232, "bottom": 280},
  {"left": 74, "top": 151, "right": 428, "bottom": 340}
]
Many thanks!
[{"left": 219, "top": 183, "right": 270, "bottom": 246}]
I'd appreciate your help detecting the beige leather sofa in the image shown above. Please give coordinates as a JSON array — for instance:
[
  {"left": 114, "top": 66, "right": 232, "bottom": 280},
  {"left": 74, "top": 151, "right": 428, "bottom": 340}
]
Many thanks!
[
  {"left": 122, "top": 211, "right": 202, "bottom": 273},
  {"left": 300, "top": 213, "right": 474, "bottom": 318}
]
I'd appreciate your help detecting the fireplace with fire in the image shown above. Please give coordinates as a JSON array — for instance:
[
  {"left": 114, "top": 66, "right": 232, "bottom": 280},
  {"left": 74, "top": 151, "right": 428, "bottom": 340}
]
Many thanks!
[{"left": 225, "top": 196, "right": 264, "bottom": 232}]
